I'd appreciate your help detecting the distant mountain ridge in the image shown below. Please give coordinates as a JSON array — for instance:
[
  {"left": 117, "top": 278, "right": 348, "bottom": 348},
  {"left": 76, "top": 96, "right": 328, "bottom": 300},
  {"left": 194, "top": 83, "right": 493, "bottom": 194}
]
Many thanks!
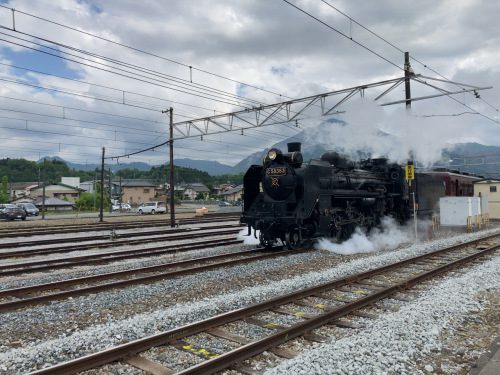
[
  {"left": 38, "top": 141, "right": 500, "bottom": 179},
  {"left": 38, "top": 156, "right": 152, "bottom": 173}
]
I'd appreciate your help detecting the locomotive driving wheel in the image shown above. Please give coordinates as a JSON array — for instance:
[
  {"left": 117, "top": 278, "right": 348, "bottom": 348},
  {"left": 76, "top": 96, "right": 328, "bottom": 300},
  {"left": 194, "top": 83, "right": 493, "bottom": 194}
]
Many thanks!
[
  {"left": 285, "top": 226, "right": 301, "bottom": 250},
  {"left": 259, "top": 232, "right": 274, "bottom": 249}
]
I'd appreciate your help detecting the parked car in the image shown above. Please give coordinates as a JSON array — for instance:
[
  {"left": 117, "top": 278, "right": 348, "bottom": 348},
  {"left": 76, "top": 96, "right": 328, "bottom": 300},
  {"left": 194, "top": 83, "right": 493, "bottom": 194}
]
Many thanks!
[
  {"left": 137, "top": 201, "right": 167, "bottom": 214},
  {"left": 1, "top": 205, "right": 27, "bottom": 221},
  {"left": 218, "top": 201, "right": 232, "bottom": 206},
  {"left": 112, "top": 203, "right": 132, "bottom": 211},
  {"left": 18, "top": 202, "right": 40, "bottom": 216},
  {"left": 0, "top": 203, "right": 15, "bottom": 213}
]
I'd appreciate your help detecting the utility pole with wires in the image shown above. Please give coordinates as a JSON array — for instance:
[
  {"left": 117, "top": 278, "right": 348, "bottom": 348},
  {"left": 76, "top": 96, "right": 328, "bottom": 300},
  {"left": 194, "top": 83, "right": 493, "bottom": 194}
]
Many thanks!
[
  {"left": 108, "top": 167, "right": 112, "bottom": 214},
  {"left": 404, "top": 52, "right": 417, "bottom": 241},
  {"left": 99, "top": 147, "right": 105, "bottom": 223},
  {"left": 404, "top": 51, "right": 413, "bottom": 110},
  {"left": 162, "top": 107, "right": 175, "bottom": 228}
]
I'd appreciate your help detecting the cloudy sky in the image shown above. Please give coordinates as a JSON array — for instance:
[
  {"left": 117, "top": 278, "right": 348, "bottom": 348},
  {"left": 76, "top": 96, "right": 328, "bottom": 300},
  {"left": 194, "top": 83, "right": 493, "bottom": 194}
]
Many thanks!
[{"left": 0, "top": 0, "right": 498, "bottom": 167}]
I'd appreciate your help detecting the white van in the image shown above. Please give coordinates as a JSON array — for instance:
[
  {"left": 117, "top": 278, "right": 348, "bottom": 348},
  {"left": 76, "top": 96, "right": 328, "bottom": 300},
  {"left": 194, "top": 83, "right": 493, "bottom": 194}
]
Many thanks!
[{"left": 137, "top": 201, "right": 167, "bottom": 214}]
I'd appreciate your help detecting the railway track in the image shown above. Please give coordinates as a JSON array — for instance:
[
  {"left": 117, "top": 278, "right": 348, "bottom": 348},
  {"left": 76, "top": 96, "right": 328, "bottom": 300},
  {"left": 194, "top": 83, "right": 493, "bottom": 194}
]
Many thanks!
[
  {"left": 0, "top": 224, "right": 243, "bottom": 255},
  {"left": 28, "top": 234, "right": 499, "bottom": 375},
  {"left": 0, "top": 212, "right": 240, "bottom": 238},
  {"left": 0, "top": 229, "right": 244, "bottom": 276},
  {"left": 0, "top": 245, "right": 296, "bottom": 312}
]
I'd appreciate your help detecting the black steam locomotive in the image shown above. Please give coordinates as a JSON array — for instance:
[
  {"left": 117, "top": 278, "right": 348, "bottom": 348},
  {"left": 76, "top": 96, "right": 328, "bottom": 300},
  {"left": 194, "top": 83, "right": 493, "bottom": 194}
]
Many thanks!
[{"left": 241, "top": 142, "right": 411, "bottom": 249}]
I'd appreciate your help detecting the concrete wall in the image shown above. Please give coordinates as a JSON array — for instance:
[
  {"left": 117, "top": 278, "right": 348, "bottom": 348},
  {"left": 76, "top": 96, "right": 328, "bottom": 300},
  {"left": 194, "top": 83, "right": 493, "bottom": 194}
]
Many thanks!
[{"left": 475, "top": 182, "right": 500, "bottom": 219}]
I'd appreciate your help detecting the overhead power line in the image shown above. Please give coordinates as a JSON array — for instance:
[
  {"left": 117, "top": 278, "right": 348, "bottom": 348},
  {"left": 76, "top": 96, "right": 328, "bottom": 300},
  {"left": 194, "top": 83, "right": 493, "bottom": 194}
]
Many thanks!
[
  {"left": 0, "top": 61, "right": 225, "bottom": 117},
  {"left": 0, "top": 97, "right": 166, "bottom": 134},
  {"left": 0, "top": 35, "right": 253, "bottom": 109},
  {"left": 316, "top": 0, "right": 500, "bottom": 117},
  {"left": 282, "top": 0, "right": 403, "bottom": 71},
  {"left": 0, "top": 4, "right": 290, "bottom": 100}
]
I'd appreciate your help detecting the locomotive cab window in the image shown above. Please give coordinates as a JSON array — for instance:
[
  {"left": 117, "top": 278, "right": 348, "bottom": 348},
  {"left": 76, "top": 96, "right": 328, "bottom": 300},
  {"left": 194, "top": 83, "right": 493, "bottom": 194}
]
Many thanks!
[{"left": 490, "top": 186, "right": 497, "bottom": 193}]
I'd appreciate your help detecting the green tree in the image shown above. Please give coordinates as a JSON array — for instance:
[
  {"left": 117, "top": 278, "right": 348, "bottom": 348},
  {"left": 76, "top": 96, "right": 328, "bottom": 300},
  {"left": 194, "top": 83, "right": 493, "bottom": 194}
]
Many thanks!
[
  {"left": 75, "top": 192, "right": 110, "bottom": 210},
  {"left": 0, "top": 176, "right": 8, "bottom": 203}
]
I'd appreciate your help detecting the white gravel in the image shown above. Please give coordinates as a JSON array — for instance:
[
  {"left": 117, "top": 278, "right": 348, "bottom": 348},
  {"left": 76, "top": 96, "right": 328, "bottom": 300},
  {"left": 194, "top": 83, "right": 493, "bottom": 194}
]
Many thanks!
[
  {"left": 266, "top": 253, "right": 500, "bottom": 374},
  {"left": 0, "top": 228, "right": 498, "bottom": 373}
]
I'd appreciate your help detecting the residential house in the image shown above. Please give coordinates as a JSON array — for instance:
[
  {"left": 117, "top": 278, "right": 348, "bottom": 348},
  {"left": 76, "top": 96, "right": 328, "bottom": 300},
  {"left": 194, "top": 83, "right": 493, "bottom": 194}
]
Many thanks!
[
  {"left": 183, "top": 183, "right": 210, "bottom": 200},
  {"left": 7, "top": 182, "right": 39, "bottom": 200},
  {"left": 61, "top": 177, "right": 81, "bottom": 189},
  {"left": 474, "top": 179, "right": 500, "bottom": 219},
  {"left": 221, "top": 184, "right": 243, "bottom": 203},
  {"left": 33, "top": 197, "right": 75, "bottom": 212},
  {"left": 80, "top": 180, "right": 97, "bottom": 193},
  {"left": 117, "top": 180, "right": 157, "bottom": 206},
  {"left": 30, "top": 183, "right": 84, "bottom": 203},
  {"left": 213, "top": 183, "right": 235, "bottom": 196}
]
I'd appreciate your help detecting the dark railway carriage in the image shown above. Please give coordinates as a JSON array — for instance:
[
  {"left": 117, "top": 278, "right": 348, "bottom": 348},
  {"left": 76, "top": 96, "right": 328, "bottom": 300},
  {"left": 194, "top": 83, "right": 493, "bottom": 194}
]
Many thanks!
[
  {"left": 241, "top": 143, "right": 411, "bottom": 249},
  {"left": 414, "top": 170, "right": 481, "bottom": 216}
]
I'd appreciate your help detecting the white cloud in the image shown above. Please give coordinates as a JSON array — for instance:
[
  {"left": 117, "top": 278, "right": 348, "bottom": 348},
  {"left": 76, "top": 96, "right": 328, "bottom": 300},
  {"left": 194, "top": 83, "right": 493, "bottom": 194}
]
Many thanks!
[{"left": 0, "top": 0, "right": 498, "bottom": 166}]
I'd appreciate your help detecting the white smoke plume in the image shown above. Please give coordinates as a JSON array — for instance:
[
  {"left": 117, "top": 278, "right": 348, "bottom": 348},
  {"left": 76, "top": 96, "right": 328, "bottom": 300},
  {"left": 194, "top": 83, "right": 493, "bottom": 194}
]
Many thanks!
[
  {"left": 237, "top": 228, "right": 261, "bottom": 245},
  {"left": 303, "top": 99, "right": 478, "bottom": 167},
  {"left": 314, "top": 217, "right": 412, "bottom": 255}
]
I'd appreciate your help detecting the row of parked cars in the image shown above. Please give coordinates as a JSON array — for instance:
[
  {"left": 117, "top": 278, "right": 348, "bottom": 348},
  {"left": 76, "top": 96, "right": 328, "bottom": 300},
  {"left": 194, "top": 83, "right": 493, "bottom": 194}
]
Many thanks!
[
  {"left": 111, "top": 201, "right": 167, "bottom": 214},
  {"left": 0, "top": 203, "right": 39, "bottom": 221}
]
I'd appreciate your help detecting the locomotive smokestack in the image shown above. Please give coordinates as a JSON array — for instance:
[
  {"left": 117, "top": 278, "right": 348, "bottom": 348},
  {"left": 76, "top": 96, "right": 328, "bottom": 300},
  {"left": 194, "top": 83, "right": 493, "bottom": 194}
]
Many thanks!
[{"left": 287, "top": 142, "right": 301, "bottom": 152}]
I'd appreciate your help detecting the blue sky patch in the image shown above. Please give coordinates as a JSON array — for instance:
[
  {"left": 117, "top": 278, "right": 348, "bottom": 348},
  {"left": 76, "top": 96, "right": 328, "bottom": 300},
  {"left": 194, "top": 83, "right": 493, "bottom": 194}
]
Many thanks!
[
  {"left": 271, "top": 65, "right": 291, "bottom": 77},
  {"left": 77, "top": 0, "right": 103, "bottom": 14},
  {"left": 2, "top": 47, "right": 82, "bottom": 83},
  {"left": 236, "top": 83, "right": 248, "bottom": 97}
]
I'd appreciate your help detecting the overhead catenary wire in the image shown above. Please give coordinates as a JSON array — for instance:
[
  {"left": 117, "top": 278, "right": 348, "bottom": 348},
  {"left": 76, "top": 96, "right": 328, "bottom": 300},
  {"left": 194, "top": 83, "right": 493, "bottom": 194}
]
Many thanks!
[
  {"left": 0, "top": 6, "right": 312, "bottom": 162},
  {"left": 0, "top": 124, "right": 164, "bottom": 146},
  {"left": 0, "top": 37, "right": 251, "bottom": 110},
  {"left": 0, "top": 31, "right": 262, "bottom": 109},
  {"left": 0, "top": 61, "right": 224, "bottom": 118},
  {"left": 0, "top": 100, "right": 167, "bottom": 134},
  {"left": 317, "top": 0, "right": 500, "bottom": 118},
  {"left": 0, "top": 4, "right": 291, "bottom": 101},
  {"left": 1, "top": 7, "right": 312, "bottom": 129},
  {"left": 0, "top": 113, "right": 164, "bottom": 137},
  {"left": 3, "top": 29, "right": 268, "bottom": 108},
  {"left": 282, "top": 0, "right": 403, "bottom": 71}
]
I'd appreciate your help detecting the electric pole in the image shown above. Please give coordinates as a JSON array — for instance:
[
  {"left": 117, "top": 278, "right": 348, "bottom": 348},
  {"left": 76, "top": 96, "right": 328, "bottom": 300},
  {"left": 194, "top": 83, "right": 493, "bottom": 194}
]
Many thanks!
[
  {"left": 404, "top": 51, "right": 412, "bottom": 110},
  {"left": 404, "top": 52, "right": 417, "bottom": 241},
  {"left": 108, "top": 167, "right": 112, "bottom": 214},
  {"left": 162, "top": 107, "right": 175, "bottom": 228},
  {"left": 99, "top": 147, "right": 105, "bottom": 223}
]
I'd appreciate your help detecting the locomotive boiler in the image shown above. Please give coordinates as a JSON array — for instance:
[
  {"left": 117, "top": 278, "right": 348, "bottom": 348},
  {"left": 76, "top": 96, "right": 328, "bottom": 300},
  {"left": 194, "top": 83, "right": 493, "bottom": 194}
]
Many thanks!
[{"left": 241, "top": 142, "right": 411, "bottom": 249}]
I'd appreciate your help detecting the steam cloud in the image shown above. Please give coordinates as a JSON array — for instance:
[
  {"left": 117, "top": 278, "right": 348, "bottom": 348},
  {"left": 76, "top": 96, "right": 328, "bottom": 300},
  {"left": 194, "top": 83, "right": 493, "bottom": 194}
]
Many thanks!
[
  {"left": 303, "top": 99, "right": 477, "bottom": 166},
  {"left": 237, "top": 228, "right": 261, "bottom": 245},
  {"left": 314, "top": 217, "right": 412, "bottom": 255}
]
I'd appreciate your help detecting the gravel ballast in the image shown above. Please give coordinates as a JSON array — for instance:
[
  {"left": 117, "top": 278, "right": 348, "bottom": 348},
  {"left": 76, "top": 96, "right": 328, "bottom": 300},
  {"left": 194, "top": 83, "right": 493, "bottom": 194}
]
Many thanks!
[
  {"left": 0, "top": 228, "right": 498, "bottom": 373},
  {"left": 265, "top": 254, "right": 500, "bottom": 375}
]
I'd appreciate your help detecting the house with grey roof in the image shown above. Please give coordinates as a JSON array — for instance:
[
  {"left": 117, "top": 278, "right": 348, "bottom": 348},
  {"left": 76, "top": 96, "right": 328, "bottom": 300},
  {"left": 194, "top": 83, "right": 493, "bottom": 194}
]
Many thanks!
[
  {"left": 221, "top": 184, "right": 243, "bottom": 202},
  {"left": 183, "top": 183, "right": 210, "bottom": 200}
]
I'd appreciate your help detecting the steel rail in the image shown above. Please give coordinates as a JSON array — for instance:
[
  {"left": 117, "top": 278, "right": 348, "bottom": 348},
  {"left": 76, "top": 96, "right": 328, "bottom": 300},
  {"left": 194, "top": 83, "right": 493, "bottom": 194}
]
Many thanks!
[
  {"left": 0, "top": 223, "right": 241, "bottom": 249},
  {"left": 0, "top": 245, "right": 294, "bottom": 312},
  {"left": 0, "top": 224, "right": 243, "bottom": 258},
  {"left": 0, "top": 213, "right": 240, "bottom": 238},
  {"left": 28, "top": 234, "right": 500, "bottom": 375},
  {"left": 180, "top": 244, "right": 498, "bottom": 375},
  {"left": 0, "top": 230, "right": 243, "bottom": 276}
]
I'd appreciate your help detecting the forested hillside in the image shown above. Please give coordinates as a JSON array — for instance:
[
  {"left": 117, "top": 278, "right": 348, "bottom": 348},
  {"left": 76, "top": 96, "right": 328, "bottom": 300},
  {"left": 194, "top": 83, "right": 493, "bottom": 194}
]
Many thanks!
[{"left": 0, "top": 158, "right": 243, "bottom": 185}]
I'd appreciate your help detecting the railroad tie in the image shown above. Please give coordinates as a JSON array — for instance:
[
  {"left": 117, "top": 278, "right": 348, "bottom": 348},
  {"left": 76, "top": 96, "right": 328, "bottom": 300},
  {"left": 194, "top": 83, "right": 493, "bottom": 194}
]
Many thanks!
[{"left": 125, "top": 355, "right": 174, "bottom": 375}]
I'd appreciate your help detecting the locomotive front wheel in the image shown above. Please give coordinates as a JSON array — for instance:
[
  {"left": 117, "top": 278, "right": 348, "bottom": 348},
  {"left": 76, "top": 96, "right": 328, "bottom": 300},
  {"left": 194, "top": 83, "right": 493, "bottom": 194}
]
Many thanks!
[
  {"left": 259, "top": 232, "right": 274, "bottom": 249},
  {"left": 285, "top": 227, "right": 301, "bottom": 250}
]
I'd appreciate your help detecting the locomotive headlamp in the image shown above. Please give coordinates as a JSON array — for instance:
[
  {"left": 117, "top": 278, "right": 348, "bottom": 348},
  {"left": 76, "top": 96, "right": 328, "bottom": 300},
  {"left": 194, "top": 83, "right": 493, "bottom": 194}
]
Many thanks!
[{"left": 268, "top": 150, "right": 277, "bottom": 160}]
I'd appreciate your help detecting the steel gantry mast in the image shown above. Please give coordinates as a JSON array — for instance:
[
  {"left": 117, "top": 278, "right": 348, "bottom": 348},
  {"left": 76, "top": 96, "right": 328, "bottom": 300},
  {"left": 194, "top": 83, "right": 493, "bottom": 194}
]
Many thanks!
[{"left": 168, "top": 75, "right": 491, "bottom": 141}]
